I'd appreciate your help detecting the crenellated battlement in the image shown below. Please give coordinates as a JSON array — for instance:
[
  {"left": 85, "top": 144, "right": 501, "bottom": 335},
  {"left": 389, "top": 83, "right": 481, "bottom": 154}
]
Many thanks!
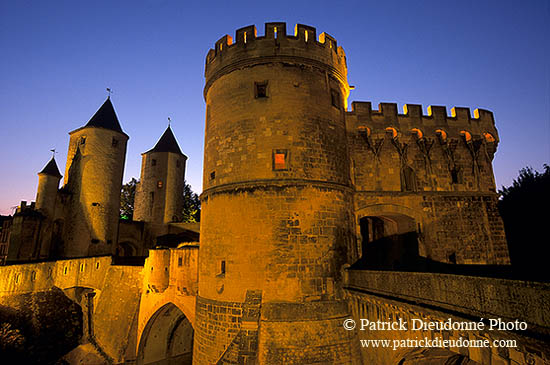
[
  {"left": 204, "top": 23, "right": 348, "bottom": 95},
  {"left": 346, "top": 101, "right": 499, "bottom": 142}
]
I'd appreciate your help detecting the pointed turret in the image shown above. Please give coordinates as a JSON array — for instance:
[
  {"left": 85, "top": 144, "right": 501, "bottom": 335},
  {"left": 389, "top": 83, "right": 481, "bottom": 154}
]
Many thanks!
[
  {"left": 38, "top": 157, "right": 62, "bottom": 178},
  {"left": 134, "top": 126, "right": 187, "bottom": 224},
  {"left": 36, "top": 156, "right": 62, "bottom": 217},
  {"left": 84, "top": 97, "right": 124, "bottom": 133},
  {"left": 147, "top": 126, "right": 184, "bottom": 155}
]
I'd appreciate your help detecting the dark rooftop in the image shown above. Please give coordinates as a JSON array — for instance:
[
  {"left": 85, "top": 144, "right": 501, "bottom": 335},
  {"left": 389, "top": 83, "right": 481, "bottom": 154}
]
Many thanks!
[
  {"left": 146, "top": 126, "right": 185, "bottom": 155},
  {"left": 84, "top": 97, "right": 124, "bottom": 133},
  {"left": 38, "top": 157, "right": 62, "bottom": 178}
]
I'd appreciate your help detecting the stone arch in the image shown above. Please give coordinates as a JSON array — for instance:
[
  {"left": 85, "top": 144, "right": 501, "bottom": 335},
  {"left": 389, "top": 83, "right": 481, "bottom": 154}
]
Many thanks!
[
  {"left": 61, "top": 285, "right": 100, "bottom": 342},
  {"left": 117, "top": 241, "right": 137, "bottom": 257},
  {"left": 355, "top": 204, "right": 425, "bottom": 269},
  {"left": 137, "top": 303, "right": 194, "bottom": 365}
]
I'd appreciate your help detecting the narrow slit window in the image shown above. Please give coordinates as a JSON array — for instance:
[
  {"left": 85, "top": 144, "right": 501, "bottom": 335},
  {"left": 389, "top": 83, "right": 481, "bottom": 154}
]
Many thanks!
[
  {"left": 157, "top": 180, "right": 163, "bottom": 189},
  {"left": 305, "top": 30, "right": 309, "bottom": 42},
  {"left": 244, "top": 31, "right": 247, "bottom": 43},
  {"left": 255, "top": 81, "right": 268, "bottom": 98},
  {"left": 331, "top": 89, "right": 340, "bottom": 109},
  {"left": 274, "top": 27, "right": 278, "bottom": 38},
  {"left": 152, "top": 159, "right": 157, "bottom": 166},
  {"left": 210, "top": 171, "right": 216, "bottom": 180},
  {"left": 112, "top": 137, "right": 118, "bottom": 147},
  {"left": 220, "top": 260, "right": 226, "bottom": 275},
  {"left": 80, "top": 136, "right": 86, "bottom": 145}
]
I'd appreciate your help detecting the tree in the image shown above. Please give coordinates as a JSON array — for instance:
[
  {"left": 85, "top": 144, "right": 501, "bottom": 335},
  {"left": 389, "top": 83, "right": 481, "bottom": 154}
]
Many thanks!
[
  {"left": 119, "top": 178, "right": 200, "bottom": 222},
  {"left": 182, "top": 181, "right": 201, "bottom": 223},
  {"left": 120, "top": 178, "right": 138, "bottom": 220},
  {"left": 498, "top": 165, "right": 550, "bottom": 280}
]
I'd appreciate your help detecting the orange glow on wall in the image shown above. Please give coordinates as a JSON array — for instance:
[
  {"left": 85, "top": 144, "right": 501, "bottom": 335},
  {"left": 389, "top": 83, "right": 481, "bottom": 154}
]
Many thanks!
[
  {"left": 484, "top": 132, "right": 495, "bottom": 143},
  {"left": 386, "top": 127, "right": 398, "bottom": 139},
  {"left": 411, "top": 128, "right": 423, "bottom": 139},
  {"left": 460, "top": 130, "right": 472, "bottom": 142}
]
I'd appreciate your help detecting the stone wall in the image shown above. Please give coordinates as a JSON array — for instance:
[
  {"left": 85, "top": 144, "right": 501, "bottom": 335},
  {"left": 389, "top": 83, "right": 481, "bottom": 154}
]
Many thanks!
[
  {"left": 345, "top": 270, "right": 550, "bottom": 364},
  {"left": 0, "top": 256, "right": 142, "bottom": 362}
]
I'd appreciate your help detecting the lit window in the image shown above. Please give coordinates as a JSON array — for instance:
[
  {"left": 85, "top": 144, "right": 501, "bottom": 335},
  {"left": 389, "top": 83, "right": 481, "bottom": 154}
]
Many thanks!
[
  {"left": 386, "top": 127, "right": 398, "bottom": 139},
  {"left": 460, "top": 130, "right": 472, "bottom": 142},
  {"left": 157, "top": 180, "right": 163, "bottom": 188},
  {"left": 273, "top": 149, "right": 288, "bottom": 170},
  {"left": 484, "top": 133, "right": 495, "bottom": 143},
  {"left": 255, "top": 81, "right": 268, "bottom": 98}
]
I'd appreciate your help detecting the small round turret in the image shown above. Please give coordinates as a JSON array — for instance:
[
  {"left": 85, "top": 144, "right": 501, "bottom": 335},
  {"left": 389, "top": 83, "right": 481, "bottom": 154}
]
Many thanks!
[{"left": 36, "top": 156, "right": 62, "bottom": 218}]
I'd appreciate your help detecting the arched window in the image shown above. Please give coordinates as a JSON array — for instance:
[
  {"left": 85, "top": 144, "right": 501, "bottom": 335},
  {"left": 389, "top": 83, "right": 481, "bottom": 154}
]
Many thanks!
[
  {"left": 435, "top": 129, "right": 447, "bottom": 143},
  {"left": 460, "top": 130, "right": 472, "bottom": 142},
  {"left": 385, "top": 127, "right": 398, "bottom": 139},
  {"left": 411, "top": 128, "right": 423, "bottom": 139}
]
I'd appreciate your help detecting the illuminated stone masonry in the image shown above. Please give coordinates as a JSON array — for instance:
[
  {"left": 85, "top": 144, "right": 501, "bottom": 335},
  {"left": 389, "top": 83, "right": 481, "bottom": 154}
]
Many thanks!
[{"left": 1, "top": 22, "right": 548, "bottom": 365}]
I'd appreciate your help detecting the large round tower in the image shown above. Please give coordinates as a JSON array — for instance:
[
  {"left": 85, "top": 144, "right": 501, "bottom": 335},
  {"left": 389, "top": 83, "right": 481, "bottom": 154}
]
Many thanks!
[
  {"left": 195, "top": 23, "right": 359, "bottom": 364},
  {"left": 63, "top": 98, "right": 128, "bottom": 257}
]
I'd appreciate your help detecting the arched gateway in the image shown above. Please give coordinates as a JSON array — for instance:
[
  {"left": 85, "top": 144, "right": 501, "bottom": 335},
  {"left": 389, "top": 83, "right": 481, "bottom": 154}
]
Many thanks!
[{"left": 137, "top": 303, "right": 194, "bottom": 365}]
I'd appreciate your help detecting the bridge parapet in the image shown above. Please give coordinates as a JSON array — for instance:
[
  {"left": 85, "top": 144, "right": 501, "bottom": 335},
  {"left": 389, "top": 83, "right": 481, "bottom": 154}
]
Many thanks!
[
  {"left": 0, "top": 256, "right": 113, "bottom": 294},
  {"left": 344, "top": 270, "right": 550, "bottom": 332},
  {"left": 344, "top": 270, "right": 550, "bottom": 364}
]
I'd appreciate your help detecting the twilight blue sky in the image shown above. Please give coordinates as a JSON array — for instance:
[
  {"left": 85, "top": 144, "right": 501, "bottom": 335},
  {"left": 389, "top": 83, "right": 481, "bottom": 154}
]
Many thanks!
[{"left": 0, "top": 0, "right": 548, "bottom": 215}]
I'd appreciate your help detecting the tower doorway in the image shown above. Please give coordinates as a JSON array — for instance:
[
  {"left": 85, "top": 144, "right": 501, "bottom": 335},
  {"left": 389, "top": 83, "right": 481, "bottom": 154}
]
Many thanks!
[{"left": 359, "top": 213, "right": 419, "bottom": 270}]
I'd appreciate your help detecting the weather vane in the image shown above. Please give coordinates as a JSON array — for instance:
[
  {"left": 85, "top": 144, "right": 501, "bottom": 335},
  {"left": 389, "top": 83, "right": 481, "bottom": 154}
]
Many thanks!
[
  {"left": 168, "top": 117, "right": 171, "bottom": 127},
  {"left": 106, "top": 88, "right": 113, "bottom": 99},
  {"left": 50, "top": 148, "right": 57, "bottom": 158}
]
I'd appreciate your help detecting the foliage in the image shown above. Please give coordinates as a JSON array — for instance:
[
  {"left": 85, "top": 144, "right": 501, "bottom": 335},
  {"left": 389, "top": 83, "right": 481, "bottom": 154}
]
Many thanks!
[
  {"left": 0, "top": 288, "right": 82, "bottom": 363},
  {"left": 498, "top": 164, "right": 550, "bottom": 280},
  {"left": 120, "top": 178, "right": 138, "bottom": 220},
  {"left": 182, "top": 181, "right": 201, "bottom": 223}
]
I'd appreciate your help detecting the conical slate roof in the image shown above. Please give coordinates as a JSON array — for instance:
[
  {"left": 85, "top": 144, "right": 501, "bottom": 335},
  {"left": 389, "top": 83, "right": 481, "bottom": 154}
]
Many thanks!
[
  {"left": 39, "top": 157, "right": 62, "bottom": 178},
  {"left": 146, "top": 126, "right": 184, "bottom": 155},
  {"left": 84, "top": 97, "right": 124, "bottom": 133}
]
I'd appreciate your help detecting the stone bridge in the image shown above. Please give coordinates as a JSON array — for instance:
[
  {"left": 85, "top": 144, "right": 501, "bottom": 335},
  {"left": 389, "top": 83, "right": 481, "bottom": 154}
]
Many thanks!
[
  {"left": 344, "top": 270, "right": 550, "bottom": 364},
  {"left": 1, "top": 250, "right": 549, "bottom": 364}
]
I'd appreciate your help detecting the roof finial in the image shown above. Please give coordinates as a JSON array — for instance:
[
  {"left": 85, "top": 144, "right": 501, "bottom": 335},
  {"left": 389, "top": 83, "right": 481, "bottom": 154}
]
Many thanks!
[
  {"left": 106, "top": 87, "right": 113, "bottom": 99},
  {"left": 168, "top": 117, "right": 171, "bottom": 127},
  {"left": 50, "top": 148, "right": 57, "bottom": 158}
]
